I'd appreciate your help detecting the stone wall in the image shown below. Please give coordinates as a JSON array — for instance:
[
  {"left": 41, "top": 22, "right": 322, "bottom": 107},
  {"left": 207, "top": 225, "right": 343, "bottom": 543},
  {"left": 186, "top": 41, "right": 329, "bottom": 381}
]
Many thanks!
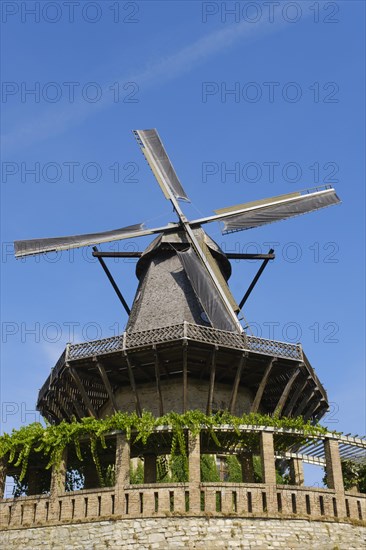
[{"left": 1, "top": 516, "right": 365, "bottom": 549}]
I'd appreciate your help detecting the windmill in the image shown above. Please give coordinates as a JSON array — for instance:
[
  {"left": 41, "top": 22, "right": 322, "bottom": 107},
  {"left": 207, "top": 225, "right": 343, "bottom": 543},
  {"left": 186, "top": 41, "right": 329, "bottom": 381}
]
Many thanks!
[{"left": 15, "top": 129, "right": 340, "bottom": 336}]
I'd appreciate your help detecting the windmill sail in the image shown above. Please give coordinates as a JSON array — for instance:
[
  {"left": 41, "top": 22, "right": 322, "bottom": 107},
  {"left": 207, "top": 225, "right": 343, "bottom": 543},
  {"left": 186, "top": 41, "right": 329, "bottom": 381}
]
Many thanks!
[
  {"left": 177, "top": 247, "right": 238, "bottom": 332},
  {"left": 213, "top": 187, "right": 340, "bottom": 234},
  {"left": 134, "top": 129, "right": 190, "bottom": 202},
  {"left": 14, "top": 223, "right": 175, "bottom": 258},
  {"left": 216, "top": 189, "right": 340, "bottom": 234},
  {"left": 198, "top": 238, "right": 239, "bottom": 313}
]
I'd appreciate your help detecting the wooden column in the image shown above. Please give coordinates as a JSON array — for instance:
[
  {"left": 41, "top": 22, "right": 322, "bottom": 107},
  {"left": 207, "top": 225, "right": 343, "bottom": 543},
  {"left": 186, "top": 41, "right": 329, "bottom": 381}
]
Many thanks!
[
  {"left": 289, "top": 458, "right": 304, "bottom": 486},
  {"left": 188, "top": 431, "right": 201, "bottom": 513},
  {"left": 144, "top": 454, "right": 157, "bottom": 484},
  {"left": 115, "top": 434, "right": 130, "bottom": 514}
]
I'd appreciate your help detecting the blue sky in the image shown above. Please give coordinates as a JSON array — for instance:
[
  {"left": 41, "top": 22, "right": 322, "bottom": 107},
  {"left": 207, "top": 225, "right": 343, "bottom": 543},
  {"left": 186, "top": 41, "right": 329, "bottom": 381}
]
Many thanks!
[{"left": 1, "top": 0, "right": 365, "bottom": 457}]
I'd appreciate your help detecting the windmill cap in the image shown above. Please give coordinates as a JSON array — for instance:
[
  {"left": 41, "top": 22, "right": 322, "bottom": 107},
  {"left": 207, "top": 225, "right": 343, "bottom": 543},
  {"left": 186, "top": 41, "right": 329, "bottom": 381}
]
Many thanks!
[{"left": 136, "top": 227, "right": 232, "bottom": 281}]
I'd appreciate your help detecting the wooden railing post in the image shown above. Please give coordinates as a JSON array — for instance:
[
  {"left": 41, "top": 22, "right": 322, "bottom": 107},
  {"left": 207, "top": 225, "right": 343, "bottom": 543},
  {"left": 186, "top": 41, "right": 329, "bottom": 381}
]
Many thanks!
[
  {"left": 188, "top": 431, "right": 200, "bottom": 512},
  {"left": 115, "top": 434, "right": 130, "bottom": 514}
]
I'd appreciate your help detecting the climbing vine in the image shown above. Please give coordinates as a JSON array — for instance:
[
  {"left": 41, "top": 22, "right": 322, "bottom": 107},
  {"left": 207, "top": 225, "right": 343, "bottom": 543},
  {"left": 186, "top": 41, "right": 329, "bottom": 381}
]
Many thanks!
[{"left": 0, "top": 410, "right": 331, "bottom": 483}]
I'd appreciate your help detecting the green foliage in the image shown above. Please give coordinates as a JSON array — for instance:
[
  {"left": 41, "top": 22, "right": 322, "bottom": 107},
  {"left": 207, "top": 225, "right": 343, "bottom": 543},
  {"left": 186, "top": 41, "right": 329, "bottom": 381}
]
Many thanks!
[
  {"left": 130, "top": 461, "right": 144, "bottom": 484},
  {"left": 226, "top": 455, "right": 242, "bottom": 482},
  {"left": 201, "top": 455, "right": 220, "bottom": 482},
  {"left": 0, "top": 410, "right": 331, "bottom": 482},
  {"left": 168, "top": 455, "right": 188, "bottom": 482}
]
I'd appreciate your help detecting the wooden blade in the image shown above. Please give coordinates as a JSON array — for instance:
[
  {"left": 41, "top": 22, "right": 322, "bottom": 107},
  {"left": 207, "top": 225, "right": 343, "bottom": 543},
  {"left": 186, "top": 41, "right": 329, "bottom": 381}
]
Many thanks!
[
  {"left": 190, "top": 187, "right": 340, "bottom": 232},
  {"left": 133, "top": 129, "right": 190, "bottom": 203},
  {"left": 14, "top": 222, "right": 177, "bottom": 258}
]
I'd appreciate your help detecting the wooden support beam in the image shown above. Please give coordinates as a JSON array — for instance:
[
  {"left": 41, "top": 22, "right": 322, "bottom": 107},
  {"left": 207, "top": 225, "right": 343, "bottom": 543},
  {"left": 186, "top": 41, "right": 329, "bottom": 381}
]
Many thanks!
[
  {"left": 68, "top": 366, "right": 98, "bottom": 418},
  {"left": 304, "top": 398, "right": 326, "bottom": 422},
  {"left": 282, "top": 377, "right": 310, "bottom": 417},
  {"left": 250, "top": 358, "right": 276, "bottom": 413},
  {"left": 275, "top": 367, "right": 301, "bottom": 415},
  {"left": 206, "top": 346, "right": 218, "bottom": 415},
  {"left": 124, "top": 352, "right": 142, "bottom": 416},
  {"left": 94, "top": 359, "right": 119, "bottom": 413},
  {"left": 46, "top": 400, "right": 65, "bottom": 423},
  {"left": 134, "top": 361, "right": 153, "bottom": 383},
  {"left": 58, "top": 400, "right": 73, "bottom": 420},
  {"left": 238, "top": 249, "right": 274, "bottom": 309},
  {"left": 200, "top": 351, "right": 212, "bottom": 380},
  {"left": 93, "top": 246, "right": 131, "bottom": 315},
  {"left": 64, "top": 375, "right": 85, "bottom": 419},
  {"left": 299, "top": 391, "right": 319, "bottom": 421},
  {"left": 296, "top": 389, "right": 316, "bottom": 416},
  {"left": 153, "top": 346, "right": 164, "bottom": 416},
  {"left": 229, "top": 353, "right": 246, "bottom": 414},
  {"left": 182, "top": 341, "right": 188, "bottom": 413},
  {"left": 53, "top": 386, "right": 72, "bottom": 420},
  {"left": 71, "top": 399, "right": 85, "bottom": 420}
]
